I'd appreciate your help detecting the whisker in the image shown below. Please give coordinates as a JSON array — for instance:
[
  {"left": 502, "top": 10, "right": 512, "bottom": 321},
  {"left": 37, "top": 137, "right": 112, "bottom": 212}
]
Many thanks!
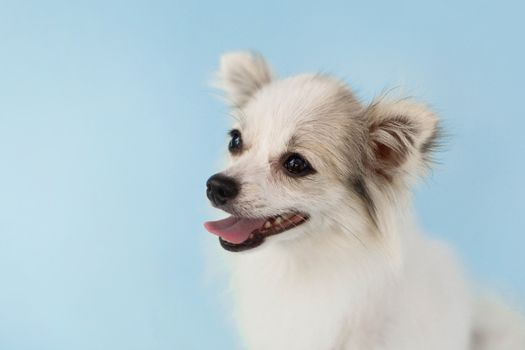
[
  {"left": 281, "top": 216, "right": 301, "bottom": 230},
  {"left": 315, "top": 211, "right": 367, "bottom": 249}
]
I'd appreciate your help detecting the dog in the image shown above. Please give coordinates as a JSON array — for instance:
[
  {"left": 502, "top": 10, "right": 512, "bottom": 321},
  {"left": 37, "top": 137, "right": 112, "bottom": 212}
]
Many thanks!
[{"left": 203, "top": 52, "right": 525, "bottom": 350}]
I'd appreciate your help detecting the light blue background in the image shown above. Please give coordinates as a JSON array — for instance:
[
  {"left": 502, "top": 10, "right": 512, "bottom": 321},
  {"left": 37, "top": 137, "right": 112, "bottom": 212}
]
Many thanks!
[{"left": 0, "top": 1, "right": 524, "bottom": 349}]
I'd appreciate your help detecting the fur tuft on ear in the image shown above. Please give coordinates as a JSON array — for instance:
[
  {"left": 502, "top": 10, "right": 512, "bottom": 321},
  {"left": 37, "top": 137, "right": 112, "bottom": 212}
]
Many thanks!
[
  {"left": 364, "top": 99, "right": 440, "bottom": 180},
  {"left": 214, "top": 51, "right": 274, "bottom": 107}
]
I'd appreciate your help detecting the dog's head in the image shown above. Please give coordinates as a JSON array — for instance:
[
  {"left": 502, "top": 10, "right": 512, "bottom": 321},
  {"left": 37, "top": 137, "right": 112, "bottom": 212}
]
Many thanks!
[{"left": 204, "top": 52, "right": 439, "bottom": 252}]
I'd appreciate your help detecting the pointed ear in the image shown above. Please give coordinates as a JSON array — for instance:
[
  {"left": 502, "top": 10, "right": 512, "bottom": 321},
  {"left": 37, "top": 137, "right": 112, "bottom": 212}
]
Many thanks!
[
  {"left": 214, "top": 51, "right": 274, "bottom": 107},
  {"left": 364, "top": 99, "right": 440, "bottom": 180}
]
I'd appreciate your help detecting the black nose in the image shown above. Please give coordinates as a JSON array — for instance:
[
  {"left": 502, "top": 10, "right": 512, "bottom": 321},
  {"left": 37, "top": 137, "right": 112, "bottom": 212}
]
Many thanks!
[{"left": 206, "top": 173, "right": 240, "bottom": 206}]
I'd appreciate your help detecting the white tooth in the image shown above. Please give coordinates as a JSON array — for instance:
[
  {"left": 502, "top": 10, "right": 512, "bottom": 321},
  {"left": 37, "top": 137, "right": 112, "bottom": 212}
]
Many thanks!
[
  {"left": 275, "top": 217, "right": 282, "bottom": 225},
  {"left": 264, "top": 221, "right": 272, "bottom": 229}
]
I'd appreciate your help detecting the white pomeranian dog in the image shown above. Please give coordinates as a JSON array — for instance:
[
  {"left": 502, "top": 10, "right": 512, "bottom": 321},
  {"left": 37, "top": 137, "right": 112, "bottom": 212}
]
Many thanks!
[{"left": 203, "top": 52, "right": 525, "bottom": 350}]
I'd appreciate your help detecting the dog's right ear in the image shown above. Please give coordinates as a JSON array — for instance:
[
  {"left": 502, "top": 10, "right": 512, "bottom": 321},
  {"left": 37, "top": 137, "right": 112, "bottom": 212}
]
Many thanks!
[{"left": 214, "top": 51, "right": 274, "bottom": 107}]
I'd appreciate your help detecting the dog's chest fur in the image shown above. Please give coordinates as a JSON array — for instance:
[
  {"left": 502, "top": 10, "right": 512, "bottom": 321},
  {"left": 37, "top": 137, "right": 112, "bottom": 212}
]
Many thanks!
[{"left": 227, "top": 225, "right": 471, "bottom": 350}]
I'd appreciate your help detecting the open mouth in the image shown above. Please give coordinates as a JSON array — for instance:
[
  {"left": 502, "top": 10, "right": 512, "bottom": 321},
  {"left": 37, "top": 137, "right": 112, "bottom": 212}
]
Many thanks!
[{"left": 203, "top": 212, "right": 309, "bottom": 252}]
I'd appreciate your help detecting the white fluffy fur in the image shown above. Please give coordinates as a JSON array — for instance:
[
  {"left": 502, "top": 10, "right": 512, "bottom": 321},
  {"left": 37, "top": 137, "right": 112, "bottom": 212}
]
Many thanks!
[{"left": 208, "top": 51, "right": 525, "bottom": 350}]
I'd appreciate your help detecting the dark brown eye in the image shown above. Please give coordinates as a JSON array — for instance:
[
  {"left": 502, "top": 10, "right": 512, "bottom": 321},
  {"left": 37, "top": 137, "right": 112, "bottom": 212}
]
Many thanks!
[
  {"left": 283, "top": 153, "right": 313, "bottom": 176},
  {"left": 228, "top": 129, "right": 242, "bottom": 153}
]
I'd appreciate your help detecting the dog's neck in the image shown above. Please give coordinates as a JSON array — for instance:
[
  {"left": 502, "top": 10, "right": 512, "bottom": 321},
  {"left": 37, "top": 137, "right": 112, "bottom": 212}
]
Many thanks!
[{"left": 226, "top": 189, "right": 424, "bottom": 348}]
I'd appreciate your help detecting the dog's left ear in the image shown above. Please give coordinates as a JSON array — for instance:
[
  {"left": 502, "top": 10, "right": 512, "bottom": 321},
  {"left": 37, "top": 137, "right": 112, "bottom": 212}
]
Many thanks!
[
  {"left": 214, "top": 51, "right": 274, "bottom": 107},
  {"left": 364, "top": 99, "right": 440, "bottom": 180}
]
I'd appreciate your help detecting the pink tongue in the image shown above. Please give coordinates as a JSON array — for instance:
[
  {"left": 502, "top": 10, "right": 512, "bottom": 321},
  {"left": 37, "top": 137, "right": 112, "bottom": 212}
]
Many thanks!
[{"left": 203, "top": 216, "right": 267, "bottom": 244}]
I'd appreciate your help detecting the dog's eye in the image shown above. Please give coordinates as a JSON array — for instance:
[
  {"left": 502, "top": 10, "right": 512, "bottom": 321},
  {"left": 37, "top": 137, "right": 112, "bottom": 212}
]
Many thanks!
[
  {"left": 228, "top": 129, "right": 242, "bottom": 154},
  {"left": 283, "top": 153, "right": 314, "bottom": 176}
]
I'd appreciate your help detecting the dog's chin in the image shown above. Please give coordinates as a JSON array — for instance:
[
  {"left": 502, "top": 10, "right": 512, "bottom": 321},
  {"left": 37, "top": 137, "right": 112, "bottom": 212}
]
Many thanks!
[{"left": 205, "top": 212, "right": 310, "bottom": 252}]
